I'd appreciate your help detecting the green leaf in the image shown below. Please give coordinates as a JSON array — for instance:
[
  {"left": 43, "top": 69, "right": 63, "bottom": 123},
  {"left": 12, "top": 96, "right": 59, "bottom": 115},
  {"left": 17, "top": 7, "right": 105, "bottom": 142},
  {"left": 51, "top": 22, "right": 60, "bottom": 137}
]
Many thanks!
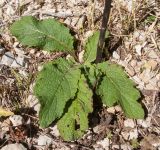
[
  {"left": 83, "top": 31, "right": 109, "bottom": 63},
  {"left": 96, "top": 62, "right": 144, "bottom": 119},
  {"left": 58, "top": 74, "right": 93, "bottom": 141},
  {"left": 10, "top": 16, "right": 74, "bottom": 52},
  {"left": 34, "top": 58, "right": 81, "bottom": 127},
  {"left": 83, "top": 31, "right": 99, "bottom": 63},
  {"left": 83, "top": 63, "right": 100, "bottom": 89},
  {"left": 145, "top": 15, "right": 156, "bottom": 23}
]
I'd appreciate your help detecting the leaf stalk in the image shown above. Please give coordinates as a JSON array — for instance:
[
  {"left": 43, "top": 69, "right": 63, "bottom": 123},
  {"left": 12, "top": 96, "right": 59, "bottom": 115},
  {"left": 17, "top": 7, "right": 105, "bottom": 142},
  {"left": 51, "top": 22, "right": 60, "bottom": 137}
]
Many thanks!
[{"left": 95, "top": 0, "right": 112, "bottom": 63}]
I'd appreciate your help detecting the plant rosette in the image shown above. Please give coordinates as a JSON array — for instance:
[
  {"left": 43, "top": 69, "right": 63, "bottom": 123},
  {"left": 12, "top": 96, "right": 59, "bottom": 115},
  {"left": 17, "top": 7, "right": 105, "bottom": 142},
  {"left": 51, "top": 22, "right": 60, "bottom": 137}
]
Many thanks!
[{"left": 10, "top": 16, "right": 144, "bottom": 141}]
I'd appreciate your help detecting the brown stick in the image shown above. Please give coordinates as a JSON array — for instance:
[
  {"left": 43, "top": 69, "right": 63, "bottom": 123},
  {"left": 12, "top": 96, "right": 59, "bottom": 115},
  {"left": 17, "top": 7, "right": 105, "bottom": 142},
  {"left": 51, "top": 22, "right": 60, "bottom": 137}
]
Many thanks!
[{"left": 95, "top": 0, "right": 112, "bottom": 63}]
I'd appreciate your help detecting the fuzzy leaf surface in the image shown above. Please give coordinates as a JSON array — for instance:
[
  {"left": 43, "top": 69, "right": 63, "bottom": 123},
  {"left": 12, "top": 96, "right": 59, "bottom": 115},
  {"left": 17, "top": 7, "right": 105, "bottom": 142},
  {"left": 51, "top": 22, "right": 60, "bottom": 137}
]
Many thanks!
[
  {"left": 34, "top": 58, "right": 81, "bottom": 127},
  {"left": 10, "top": 16, "right": 74, "bottom": 52},
  {"left": 58, "top": 75, "right": 93, "bottom": 141},
  {"left": 97, "top": 62, "right": 144, "bottom": 119},
  {"left": 83, "top": 31, "right": 109, "bottom": 63},
  {"left": 83, "top": 64, "right": 100, "bottom": 89},
  {"left": 83, "top": 32, "right": 99, "bottom": 63}
]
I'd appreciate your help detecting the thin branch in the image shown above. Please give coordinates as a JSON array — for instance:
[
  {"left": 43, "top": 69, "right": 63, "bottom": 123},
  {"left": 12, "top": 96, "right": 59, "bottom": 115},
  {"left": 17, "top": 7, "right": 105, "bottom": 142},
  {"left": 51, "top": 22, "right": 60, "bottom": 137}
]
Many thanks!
[{"left": 95, "top": 0, "right": 112, "bottom": 63}]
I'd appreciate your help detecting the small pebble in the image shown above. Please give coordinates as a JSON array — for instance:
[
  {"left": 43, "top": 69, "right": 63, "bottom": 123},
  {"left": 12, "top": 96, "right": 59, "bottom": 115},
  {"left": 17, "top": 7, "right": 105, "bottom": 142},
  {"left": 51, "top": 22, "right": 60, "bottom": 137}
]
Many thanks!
[
  {"left": 1, "top": 143, "right": 27, "bottom": 150},
  {"left": 124, "top": 119, "right": 135, "bottom": 128},
  {"left": 6, "top": 5, "right": 15, "bottom": 16},
  {"left": 93, "top": 125, "right": 105, "bottom": 134},
  {"left": 11, "top": 56, "right": 25, "bottom": 68},
  {"left": 107, "top": 107, "right": 115, "bottom": 114},
  {"left": 30, "top": 49, "right": 36, "bottom": 54},
  {"left": 14, "top": 47, "right": 25, "bottom": 55},
  {"left": 114, "top": 105, "right": 122, "bottom": 112},
  {"left": 139, "top": 32, "right": 146, "bottom": 41},
  {"left": 9, "top": 115, "right": 23, "bottom": 126},
  {"left": 0, "top": 52, "right": 14, "bottom": 66},
  {"left": 137, "top": 117, "right": 151, "bottom": 128},
  {"left": 129, "top": 129, "right": 138, "bottom": 140},
  {"left": 37, "top": 135, "right": 52, "bottom": 146},
  {"left": 112, "top": 51, "right": 120, "bottom": 59},
  {"left": 135, "top": 44, "right": 142, "bottom": 56},
  {"left": 97, "top": 137, "right": 110, "bottom": 148},
  {"left": 27, "top": 95, "right": 40, "bottom": 113},
  {"left": 64, "top": 17, "right": 72, "bottom": 25},
  {"left": 133, "top": 31, "right": 140, "bottom": 38},
  {"left": 38, "top": 65, "right": 43, "bottom": 71}
]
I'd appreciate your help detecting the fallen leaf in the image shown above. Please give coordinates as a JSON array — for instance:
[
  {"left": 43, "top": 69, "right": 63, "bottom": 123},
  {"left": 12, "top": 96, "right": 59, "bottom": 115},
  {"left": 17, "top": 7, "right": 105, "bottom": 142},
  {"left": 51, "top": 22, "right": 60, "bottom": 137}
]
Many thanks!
[{"left": 0, "top": 107, "right": 14, "bottom": 117}]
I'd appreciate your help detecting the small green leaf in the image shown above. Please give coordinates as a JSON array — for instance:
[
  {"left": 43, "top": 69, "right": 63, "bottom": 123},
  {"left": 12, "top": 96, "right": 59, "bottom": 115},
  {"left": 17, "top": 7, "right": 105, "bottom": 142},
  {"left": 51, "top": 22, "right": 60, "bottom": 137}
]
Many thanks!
[
  {"left": 145, "top": 15, "right": 156, "bottom": 23},
  {"left": 83, "top": 31, "right": 109, "bottom": 63},
  {"left": 10, "top": 16, "right": 74, "bottom": 52},
  {"left": 34, "top": 58, "right": 81, "bottom": 127},
  {"left": 83, "top": 32, "right": 99, "bottom": 63},
  {"left": 83, "top": 63, "right": 100, "bottom": 89},
  {"left": 97, "top": 62, "right": 144, "bottom": 119},
  {"left": 58, "top": 74, "right": 93, "bottom": 141}
]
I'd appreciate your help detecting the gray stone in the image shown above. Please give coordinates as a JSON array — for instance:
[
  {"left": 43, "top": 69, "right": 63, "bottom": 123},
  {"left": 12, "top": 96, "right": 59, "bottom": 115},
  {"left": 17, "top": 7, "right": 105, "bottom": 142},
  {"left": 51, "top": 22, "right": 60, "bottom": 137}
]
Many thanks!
[
  {"left": 11, "top": 56, "right": 25, "bottom": 68},
  {"left": 27, "top": 95, "right": 40, "bottom": 113},
  {"left": 129, "top": 129, "right": 138, "bottom": 140},
  {"left": 37, "top": 135, "right": 52, "bottom": 146},
  {"left": 1, "top": 143, "right": 27, "bottom": 150},
  {"left": 9, "top": 115, "right": 23, "bottom": 126},
  {"left": 112, "top": 51, "right": 120, "bottom": 59},
  {"left": 0, "top": 52, "right": 14, "bottom": 66},
  {"left": 124, "top": 119, "right": 135, "bottom": 128},
  {"left": 137, "top": 117, "right": 151, "bottom": 128},
  {"left": 96, "top": 137, "right": 110, "bottom": 148}
]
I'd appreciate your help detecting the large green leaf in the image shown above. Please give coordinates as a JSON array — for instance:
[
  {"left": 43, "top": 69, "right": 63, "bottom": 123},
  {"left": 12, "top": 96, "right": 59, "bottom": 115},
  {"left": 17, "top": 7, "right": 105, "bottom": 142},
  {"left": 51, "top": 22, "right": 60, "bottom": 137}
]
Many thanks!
[
  {"left": 10, "top": 16, "right": 74, "bottom": 52},
  {"left": 96, "top": 62, "right": 144, "bottom": 119},
  {"left": 34, "top": 58, "right": 81, "bottom": 127},
  {"left": 58, "top": 75, "right": 93, "bottom": 141}
]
